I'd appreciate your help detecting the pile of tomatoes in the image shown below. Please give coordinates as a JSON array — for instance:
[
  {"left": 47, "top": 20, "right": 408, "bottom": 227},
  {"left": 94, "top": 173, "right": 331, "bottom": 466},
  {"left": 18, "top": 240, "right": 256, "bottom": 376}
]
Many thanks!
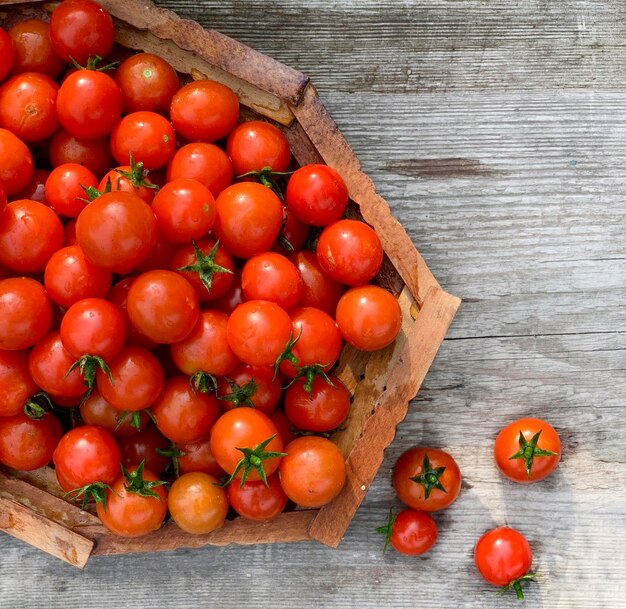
[{"left": 0, "top": 0, "right": 404, "bottom": 538}]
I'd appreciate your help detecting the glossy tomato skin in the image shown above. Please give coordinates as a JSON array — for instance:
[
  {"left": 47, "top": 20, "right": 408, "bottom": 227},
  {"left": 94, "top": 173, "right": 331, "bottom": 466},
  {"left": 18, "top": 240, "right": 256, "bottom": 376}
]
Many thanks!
[
  {"left": 228, "top": 473, "right": 288, "bottom": 522},
  {"left": 56, "top": 70, "right": 122, "bottom": 140},
  {"left": 80, "top": 389, "right": 148, "bottom": 438},
  {"left": 213, "top": 268, "right": 244, "bottom": 314},
  {"left": 8, "top": 19, "right": 65, "bottom": 79},
  {"left": 0, "top": 412, "right": 62, "bottom": 470},
  {"left": 0, "top": 128, "right": 34, "bottom": 194},
  {"left": 336, "top": 285, "right": 402, "bottom": 352},
  {"left": 217, "top": 363, "right": 282, "bottom": 414},
  {"left": 177, "top": 437, "right": 224, "bottom": 477},
  {"left": 0, "top": 27, "right": 15, "bottom": 82},
  {"left": 388, "top": 509, "right": 438, "bottom": 556},
  {"left": 279, "top": 436, "right": 346, "bottom": 508},
  {"left": 226, "top": 120, "right": 291, "bottom": 175},
  {"left": 210, "top": 408, "right": 283, "bottom": 481},
  {"left": 0, "top": 349, "right": 38, "bottom": 417},
  {"left": 170, "top": 80, "right": 239, "bottom": 142},
  {"left": 97, "top": 468, "right": 168, "bottom": 537},
  {"left": 49, "top": 128, "right": 113, "bottom": 177},
  {"left": 53, "top": 425, "right": 121, "bottom": 491},
  {"left": 278, "top": 207, "right": 309, "bottom": 253},
  {"left": 108, "top": 277, "right": 157, "bottom": 350},
  {"left": 76, "top": 191, "right": 157, "bottom": 274},
  {"left": 0, "top": 278, "right": 52, "bottom": 351},
  {"left": 474, "top": 527, "right": 533, "bottom": 587},
  {"left": 226, "top": 300, "right": 292, "bottom": 367},
  {"left": 286, "top": 164, "right": 348, "bottom": 226},
  {"left": 0, "top": 72, "right": 59, "bottom": 142},
  {"left": 45, "top": 163, "right": 98, "bottom": 218},
  {"left": 213, "top": 182, "right": 283, "bottom": 259},
  {"left": 494, "top": 418, "right": 562, "bottom": 483},
  {"left": 115, "top": 52, "right": 180, "bottom": 115},
  {"left": 393, "top": 447, "right": 461, "bottom": 512},
  {"left": 118, "top": 424, "right": 170, "bottom": 474},
  {"left": 49, "top": 0, "right": 114, "bottom": 65}
]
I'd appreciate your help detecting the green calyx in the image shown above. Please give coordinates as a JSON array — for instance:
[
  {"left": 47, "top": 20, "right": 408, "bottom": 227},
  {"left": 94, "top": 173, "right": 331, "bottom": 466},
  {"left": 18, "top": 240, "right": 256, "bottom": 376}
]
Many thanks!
[
  {"left": 177, "top": 240, "right": 233, "bottom": 295},
  {"left": 80, "top": 177, "right": 111, "bottom": 203},
  {"left": 273, "top": 330, "right": 301, "bottom": 380},
  {"left": 155, "top": 444, "right": 186, "bottom": 478},
  {"left": 409, "top": 452, "right": 447, "bottom": 499},
  {"left": 115, "top": 410, "right": 147, "bottom": 432},
  {"left": 122, "top": 461, "right": 167, "bottom": 500},
  {"left": 115, "top": 152, "right": 158, "bottom": 191},
  {"left": 218, "top": 378, "right": 257, "bottom": 408},
  {"left": 499, "top": 573, "right": 537, "bottom": 600},
  {"left": 236, "top": 166, "right": 294, "bottom": 200},
  {"left": 189, "top": 370, "right": 218, "bottom": 394},
  {"left": 23, "top": 392, "right": 53, "bottom": 420},
  {"left": 508, "top": 430, "right": 557, "bottom": 479},
  {"left": 220, "top": 434, "right": 286, "bottom": 488},
  {"left": 70, "top": 54, "right": 119, "bottom": 72},
  {"left": 65, "top": 481, "right": 115, "bottom": 511},
  {"left": 375, "top": 509, "right": 396, "bottom": 553},
  {"left": 66, "top": 354, "right": 113, "bottom": 394}
]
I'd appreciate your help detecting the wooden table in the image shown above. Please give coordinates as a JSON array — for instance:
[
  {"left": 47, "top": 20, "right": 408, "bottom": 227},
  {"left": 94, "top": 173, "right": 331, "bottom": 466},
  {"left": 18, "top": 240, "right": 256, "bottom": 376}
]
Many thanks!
[{"left": 2, "top": 1, "right": 625, "bottom": 607}]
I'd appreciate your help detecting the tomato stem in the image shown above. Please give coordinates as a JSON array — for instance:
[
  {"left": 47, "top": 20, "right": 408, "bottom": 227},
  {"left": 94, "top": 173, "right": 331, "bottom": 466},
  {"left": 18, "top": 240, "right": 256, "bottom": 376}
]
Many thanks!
[
  {"left": 375, "top": 509, "right": 396, "bottom": 553},
  {"left": 70, "top": 54, "right": 119, "bottom": 72},
  {"left": 155, "top": 444, "right": 186, "bottom": 477},
  {"left": 508, "top": 429, "right": 557, "bottom": 479},
  {"left": 66, "top": 354, "right": 113, "bottom": 392},
  {"left": 64, "top": 481, "right": 116, "bottom": 511},
  {"left": 499, "top": 573, "right": 536, "bottom": 600},
  {"left": 236, "top": 166, "right": 294, "bottom": 201},
  {"left": 114, "top": 152, "right": 159, "bottom": 191},
  {"left": 23, "top": 392, "right": 53, "bottom": 420},
  {"left": 218, "top": 378, "right": 257, "bottom": 408},
  {"left": 273, "top": 330, "right": 302, "bottom": 380},
  {"left": 122, "top": 461, "right": 167, "bottom": 499},
  {"left": 220, "top": 434, "right": 286, "bottom": 488},
  {"left": 409, "top": 452, "right": 447, "bottom": 499},
  {"left": 177, "top": 240, "right": 233, "bottom": 295},
  {"left": 115, "top": 410, "right": 145, "bottom": 432},
  {"left": 189, "top": 371, "right": 218, "bottom": 394}
]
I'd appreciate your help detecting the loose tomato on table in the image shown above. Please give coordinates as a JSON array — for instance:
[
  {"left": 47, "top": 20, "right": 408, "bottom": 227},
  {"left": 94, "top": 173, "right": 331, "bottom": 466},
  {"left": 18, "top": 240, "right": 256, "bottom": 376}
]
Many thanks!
[
  {"left": 217, "top": 363, "right": 282, "bottom": 414},
  {"left": 376, "top": 509, "right": 438, "bottom": 556},
  {"left": 45, "top": 162, "right": 98, "bottom": 217},
  {"left": 228, "top": 472, "right": 288, "bottom": 522},
  {"left": 0, "top": 128, "right": 34, "bottom": 194},
  {"left": 8, "top": 19, "right": 65, "bottom": 79}
]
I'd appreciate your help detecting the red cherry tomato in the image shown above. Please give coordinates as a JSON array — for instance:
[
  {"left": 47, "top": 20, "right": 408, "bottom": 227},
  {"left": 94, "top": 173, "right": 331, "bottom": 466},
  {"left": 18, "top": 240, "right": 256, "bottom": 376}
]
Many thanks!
[
  {"left": 8, "top": 19, "right": 65, "bottom": 79},
  {"left": 217, "top": 363, "right": 282, "bottom": 414},
  {"left": 0, "top": 350, "right": 38, "bottom": 417},
  {"left": 45, "top": 163, "right": 98, "bottom": 218},
  {"left": 228, "top": 473, "right": 288, "bottom": 522},
  {"left": 118, "top": 424, "right": 170, "bottom": 474},
  {"left": 14, "top": 168, "right": 49, "bottom": 205},
  {"left": 0, "top": 27, "right": 15, "bottom": 82},
  {"left": 49, "top": 128, "right": 113, "bottom": 177},
  {"left": 377, "top": 509, "right": 438, "bottom": 556},
  {"left": 242, "top": 252, "right": 303, "bottom": 311},
  {"left": 277, "top": 207, "right": 309, "bottom": 253},
  {"left": 99, "top": 164, "right": 157, "bottom": 205},
  {"left": 226, "top": 120, "right": 291, "bottom": 175},
  {"left": 80, "top": 389, "right": 148, "bottom": 438},
  {"left": 177, "top": 437, "right": 224, "bottom": 478},
  {"left": 108, "top": 277, "right": 157, "bottom": 350},
  {"left": 0, "top": 128, "right": 34, "bottom": 194}
]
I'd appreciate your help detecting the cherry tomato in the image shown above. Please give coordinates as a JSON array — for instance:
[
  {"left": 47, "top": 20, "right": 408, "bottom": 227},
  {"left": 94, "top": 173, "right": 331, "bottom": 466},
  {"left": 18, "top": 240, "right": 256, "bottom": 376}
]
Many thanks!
[
  {"left": 115, "top": 52, "right": 180, "bottom": 115},
  {"left": 57, "top": 70, "right": 122, "bottom": 139},
  {"left": 285, "top": 375, "right": 350, "bottom": 432},
  {"left": 279, "top": 436, "right": 346, "bottom": 508},
  {"left": 213, "top": 182, "right": 283, "bottom": 259},
  {"left": 241, "top": 252, "right": 303, "bottom": 311},
  {"left": 167, "top": 142, "right": 233, "bottom": 198},
  {"left": 170, "top": 80, "right": 239, "bottom": 142},
  {"left": 269, "top": 410, "right": 297, "bottom": 446},
  {"left": 0, "top": 128, "right": 34, "bottom": 194},
  {"left": 210, "top": 408, "right": 283, "bottom": 482},
  {"left": 475, "top": 527, "right": 534, "bottom": 599},
  {"left": 44, "top": 245, "right": 112, "bottom": 308},
  {"left": 0, "top": 278, "right": 52, "bottom": 350},
  {"left": 45, "top": 162, "right": 98, "bottom": 218},
  {"left": 49, "top": 0, "right": 114, "bottom": 65},
  {"left": 228, "top": 473, "right": 288, "bottom": 522},
  {"left": 0, "top": 73, "right": 59, "bottom": 142},
  {"left": 226, "top": 300, "right": 292, "bottom": 367},
  {"left": 494, "top": 418, "right": 561, "bottom": 483},
  {"left": 377, "top": 509, "right": 438, "bottom": 556},
  {"left": 99, "top": 164, "right": 157, "bottom": 205},
  {"left": 110, "top": 111, "right": 176, "bottom": 170},
  {"left": 96, "top": 346, "right": 164, "bottom": 412},
  {"left": 277, "top": 207, "right": 309, "bottom": 253},
  {"left": 286, "top": 164, "right": 348, "bottom": 226},
  {"left": 49, "top": 128, "right": 113, "bottom": 177},
  {"left": 168, "top": 472, "right": 228, "bottom": 534},
  {"left": 0, "top": 27, "right": 15, "bottom": 82},
  {"left": 177, "top": 437, "right": 225, "bottom": 477},
  {"left": 0, "top": 350, "right": 38, "bottom": 417},
  {"left": 75, "top": 191, "right": 157, "bottom": 274},
  {"left": 80, "top": 389, "right": 148, "bottom": 438},
  {"left": 393, "top": 447, "right": 461, "bottom": 512},
  {"left": 0, "top": 411, "right": 62, "bottom": 471},
  {"left": 152, "top": 178, "right": 216, "bottom": 244},
  {"left": 226, "top": 120, "right": 291, "bottom": 175},
  {"left": 118, "top": 424, "right": 170, "bottom": 474},
  {"left": 8, "top": 19, "right": 65, "bottom": 79},
  {"left": 14, "top": 168, "right": 49, "bottom": 205},
  {"left": 213, "top": 268, "right": 244, "bottom": 314},
  {"left": 217, "top": 363, "right": 282, "bottom": 414},
  {"left": 336, "top": 285, "right": 402, "bottom": 352}
]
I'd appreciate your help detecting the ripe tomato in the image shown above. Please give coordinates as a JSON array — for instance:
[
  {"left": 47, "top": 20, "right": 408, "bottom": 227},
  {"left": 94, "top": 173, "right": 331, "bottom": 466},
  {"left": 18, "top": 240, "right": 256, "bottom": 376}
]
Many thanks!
[
  {"left": 0, "top": 278, "right": 52, "bottom": 350},
  {"left": 49, "top": 0, "right": 114, "bottom": 65},
  {"left": 289, "top": 250, "right": 345, "bottom": 315},
  {"left": 152, "top": 375, "right": 220, "bottom": 444},
  {"left": 0, "top": 27, "right": 15, "bottom": 82},
  {"left": 0, "top": 349, "right": 38, "bottom": 417},
  {"left": 45, "top": 163, "right": 98, "bottom": 218},
  {"left": 14, "top": 168, "right": 49, "bottom": 204},
  {"left": 0, "top": 128, "right": 34, "bottom": 194},
  {"left": 474, "top": 527, "right": 534, "bottom": 599},
  {"left": 99, "top": 163, "right": 157, "bottom": 205},
  {"left": 279, "top": 436, "right": 346, "bottom": 508},
  {"left": 376, "top": 509, "right": 438, "bottom": 556},
  {"left": 336, "top": 285, "right": 402, "bottom": 352},
  {"left": 226, "top": 120, "right": 291, "bottom": 175},
  {"left": 152, "top": 178, "right": 216, "bottom": 244},
  {"left": 213, "top": 183, "right": 283, "bottom": 258},
  {"left": 110, "top": 111, "right": 176, "bottom": 170},
  {"left": 278, "top": 207, "right": 309, "bottom": 252},
  {"left": 286, "top": 164, "right": 348, "bottom": 226},
  {"left": 241, "top": 252, "right": 303, "bottom": 311},
  {"left": 228, "top": 473, "right": 288, "bottom": 522},
  {"left": 284, "top": 375, "right": 350, "bottom": 432},
  {"left": 115, "top": 52, "right": 180, "bottom": 115},
  {"left": 171, "top": 309, "right": 239, "bottom": 380},
  {"left": 167, "top": 142, "right": 233, "bottom": 198},
  {"left": 118, "top": 424, "right": 170, "bottom": 474},
  {"left": 213, "top": 268, "right": 244, "bottom": 314},
  {"left": 393, "top": 447, "right": 461, "bottom": 512},
  {"left": 0, "top": 200, "right": 64, "bottom": 273},
  {"left": 53, "top": 425, "right": 121, "bottom": 492},
  {"left": 108, "top": 277, "right": 157, "bottom": 350},
  {"left": 96, "top": 346, "right": 164, "bottom": 411},
  {"left": 494, "top": 418, "right": 561, "bottom": 483},
  {"left": 178, "top": 437, "right": 225, "bottom": 477},
  {"left": 127, "top": 270, "right": 199, "bottom": 344},
  {"left": 172, "top": 240, "right": 234, "bottom": 303},
  {"left": 170, "top": 80, "right": 239, "bottom": 142},
  {"left": 75, "top": 191, "right": 157, "bottom": 274},
  {"left": 0, "top": 73, "right": 59, "bottom": 142},
  {"left": 317, "top": 219, "right": 383, "bottom": 285},
  {"left": 49, "top": 128, "right": 113, "bottom": 177},
  {"left": 56, "top": 70, "right": 122, "bottom": 139},
  {"left": 210, "top": 408, "right": 283, "bottom": 483},
  {"left": 8, "top": 19, "right": 65, "bottom": 79},
  {"left": 217, "top": 363, "right": 282, "bottom": 414},
  {"left": 269, "top": 410, "right": 296, "bottom": 446},
  {"left": 97, "top": 464, "right": 168, "bottom": 537},
  {"left": 80, "top": 389, "right": 148, "bottom": 438},
  {"left": 0, "top": 411, "right": 62, "bottom": 471},
  {"left": 226, "top": 300, "right": 292, "bottom": 367},
  {"left": 44, "top": 245, "right": 112, "bottom": 308}
]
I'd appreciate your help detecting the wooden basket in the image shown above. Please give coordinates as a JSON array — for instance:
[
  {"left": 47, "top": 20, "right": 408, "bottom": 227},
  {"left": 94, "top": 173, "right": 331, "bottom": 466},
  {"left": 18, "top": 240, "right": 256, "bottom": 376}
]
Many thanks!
[{"left": 0, "top": 0, "right": 461, "bottom": 568}]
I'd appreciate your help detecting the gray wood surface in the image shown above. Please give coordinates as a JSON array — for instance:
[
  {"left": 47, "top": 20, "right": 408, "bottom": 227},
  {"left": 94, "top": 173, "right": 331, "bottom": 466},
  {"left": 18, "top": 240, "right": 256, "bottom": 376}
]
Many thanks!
[{"left": 2, "top": 1, "right": 625, "bottom": 608}]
